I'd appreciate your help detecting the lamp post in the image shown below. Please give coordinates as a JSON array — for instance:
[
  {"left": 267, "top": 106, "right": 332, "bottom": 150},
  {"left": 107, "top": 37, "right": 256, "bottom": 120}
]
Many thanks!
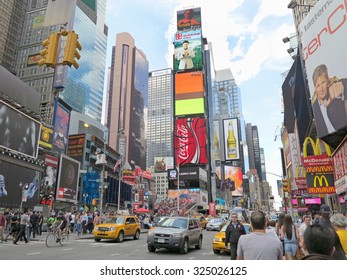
[
  {"left": 177, "top": 165, "right": 180, "bottom": 214},
  {"left": 117, "top": 129, "right": 125, "bottom": 214}
]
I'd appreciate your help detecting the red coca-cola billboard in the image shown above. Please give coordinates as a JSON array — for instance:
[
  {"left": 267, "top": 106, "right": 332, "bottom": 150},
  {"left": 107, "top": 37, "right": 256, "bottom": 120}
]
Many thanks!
[{"left": 174, "top": 117, "right": 207, "bottom": 165}]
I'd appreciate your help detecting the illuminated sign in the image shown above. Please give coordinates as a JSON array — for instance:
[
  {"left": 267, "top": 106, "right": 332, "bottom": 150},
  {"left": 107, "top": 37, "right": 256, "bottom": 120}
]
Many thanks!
[
  {"left": 306, "top": 173, "right": 335, "bottom": 194},
  {"left": 175, "top": 98, "right": 204, "bottom": 116},
  {"left": 302, "top": 137, "right": 333, "bottom": 168}
]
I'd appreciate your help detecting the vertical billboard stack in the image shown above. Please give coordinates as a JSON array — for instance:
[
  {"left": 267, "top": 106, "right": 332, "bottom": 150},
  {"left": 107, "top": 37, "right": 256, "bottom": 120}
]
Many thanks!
[{"left": 171, "top": 8, "right": 208, "bottom": 210}]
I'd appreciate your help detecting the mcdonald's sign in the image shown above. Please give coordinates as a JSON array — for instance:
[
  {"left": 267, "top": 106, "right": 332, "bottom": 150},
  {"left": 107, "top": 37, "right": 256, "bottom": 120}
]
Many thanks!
[
  {"left": 302, "top": 137, "right": 332, "bottom": 168},
  {"left": 306, "top": 173, "right": 335, "bottom": 194}
]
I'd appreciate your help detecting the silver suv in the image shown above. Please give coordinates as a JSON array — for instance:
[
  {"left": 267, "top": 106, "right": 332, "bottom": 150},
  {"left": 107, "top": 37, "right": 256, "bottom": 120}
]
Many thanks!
[{"left": 147, "top": 216, "right": 203, "bottom": 254}]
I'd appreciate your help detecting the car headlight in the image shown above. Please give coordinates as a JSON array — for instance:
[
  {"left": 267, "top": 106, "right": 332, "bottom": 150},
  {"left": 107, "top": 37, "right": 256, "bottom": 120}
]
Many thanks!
[
  {"left": 94, "top": 226, "right": 99, "bottom": 231},
  {"left": 172, "top": 233, "right": 182, "bottom": 238},
  {"left": 109, "top": 227, "right": 116, "bottom": 231},
  {"left": 147, "top": 230, "right": 153, "bottom": 236},
  {"left": 213, "top": 237, "right": 222, "bottom": 242}
]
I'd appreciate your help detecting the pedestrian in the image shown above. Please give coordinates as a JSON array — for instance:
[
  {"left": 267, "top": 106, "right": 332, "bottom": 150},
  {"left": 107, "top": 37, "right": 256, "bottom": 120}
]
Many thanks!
[
  {"left": 0, "top": 211, "right": 7, "bottom": 243},
  {"left": 330, "top": 212, "right": 347, "bottom": 255},
  {"left": 13, "top": 208, "right": 29, "bottom": 244},
  {"left": 315, "top": 204, "right": 346, "bottom": 259},
  {"left": 280, "top": 214, "right": 299, "bottom": 260},
  {"left": 29, "top": 210, "right": 38, "bottom": 238},
  {"left": 275, "top": 212, "right": 285, "bottom": 256},
  {"left": 237, "top": 211, "right": 283, "bottom": 260},
  {"left": 225, "top": 212, "right": 246, "bottom": 260},
  {"left": 37, "top": 212, "right": 43, "bottom": 235},
  {"left": 298, "top": 214, "right": 311, "bottom": 255},
  {"left": 301, "top": 224, "right": 335, "bottom": 260}
]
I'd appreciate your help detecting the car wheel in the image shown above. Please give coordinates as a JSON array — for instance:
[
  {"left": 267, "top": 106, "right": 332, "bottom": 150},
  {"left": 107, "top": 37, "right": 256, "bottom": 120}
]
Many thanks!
[
  {"left": 179, "top": 238, "right": 189, "bottom": 254},
  {"left": 213, "top": 249, "right": 220, "bottom": 254},
  {"left": 148, "top": 245, "right": 156, "bottom": 252},
  {"left": 116, "top": 231, "right": 124, "bottom": 243},
  {"left": 133, "top": 229, "right": 140, "bottom": 240},
  {"left": 195, "top": 236, "right": 202, "bottom": 249},
  {"left": 94, "top": 238, "right": 101, "bottom": 242}
]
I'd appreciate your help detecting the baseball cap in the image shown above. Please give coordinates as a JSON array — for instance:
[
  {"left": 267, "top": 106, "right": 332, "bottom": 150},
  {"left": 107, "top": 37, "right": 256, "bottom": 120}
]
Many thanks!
[{"left": 319, "top": 204, "right": 331, "bottom": 213}]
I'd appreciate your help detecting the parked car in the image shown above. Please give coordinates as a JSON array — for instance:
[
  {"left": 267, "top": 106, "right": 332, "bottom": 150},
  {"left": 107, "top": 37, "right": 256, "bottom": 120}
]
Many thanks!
[
  {"left": 147, "top": 216, "right": 203, "bottom": 254},
  {"left": 93, "top": 215, "right": 141, "bottom": 243},
  {"left": 206, "top": 218, "right": 225, "bottom": 231},
  {"left": 212, "top": 223, "right": 251, "bottom": 254}
]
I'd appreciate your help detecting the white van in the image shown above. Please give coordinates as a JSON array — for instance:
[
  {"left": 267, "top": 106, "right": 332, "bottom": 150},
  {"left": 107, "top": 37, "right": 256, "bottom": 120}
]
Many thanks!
[{"left": 228, "top": 207, "right": 250, "bottom": 223}]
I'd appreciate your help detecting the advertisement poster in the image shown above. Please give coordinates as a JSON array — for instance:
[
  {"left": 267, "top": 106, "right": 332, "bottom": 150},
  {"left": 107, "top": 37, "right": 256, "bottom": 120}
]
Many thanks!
[
  {"left": 39, "top": 154, "right": 58, "bottom": 206},
  {"left": 177, "top": 7, "right": 202, "bottom": 31},
  {"left": 223, "top": 118, "right": 240, "bottom": 161},
  {"left": 52, "top": 99, "right": 71, "bottom": 154}
]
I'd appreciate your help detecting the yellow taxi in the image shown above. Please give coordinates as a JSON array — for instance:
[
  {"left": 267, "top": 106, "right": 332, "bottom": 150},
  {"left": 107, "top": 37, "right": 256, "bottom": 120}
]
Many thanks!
[
  {"left": 93, "top": 215, "right": 141, "bottom": 243},
  {"left": 212, "top": 223, "right": 251, "bottom": 254},
  {"left": 193, "top": 216, "right": 208, "bottom": 229}
]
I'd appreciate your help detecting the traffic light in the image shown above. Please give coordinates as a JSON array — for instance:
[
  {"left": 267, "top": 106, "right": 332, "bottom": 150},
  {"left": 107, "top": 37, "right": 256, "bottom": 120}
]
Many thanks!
[
  {"left": 282, "top": 178, "right": 290, "bottom": 192},
  {"left": 63, "top": 31, "right": 82, "bottom": 69},
  {"left": 38, "top": 32, "right": 60, "bottom": 67}
]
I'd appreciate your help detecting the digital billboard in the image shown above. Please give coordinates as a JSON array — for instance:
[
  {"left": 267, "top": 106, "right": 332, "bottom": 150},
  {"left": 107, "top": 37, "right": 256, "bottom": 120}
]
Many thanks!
[
  {"left": 215, "top": 166, "right": 243, "bottom": 197},
  {"left": 223, "top": 118, "right": 240, "bottom": 161},
  {"left": 52, "top": 99, "right": 71, "bottom": 154},
  {"left": 174, "top": 30, "right": 203, "bottom": 72},
  {"left": 175, "top": 72, "right": 204, "bottom": 96},
  {"left": 175, "top": 98, "right": 205, "bottom": 116},
  {"left": 39, "top": 124, "right": 53, "bottom": 149},
  {"left": 67, "top": 134, "right": 85, "bottom": 163},
  {"left": 174, "top": 117, "right": 207, "bottom": 165},
  {"left": 39, "top": 154, "right": 58, "bottom": 206},
  {"left": 177, "top": 7, "right": 202, "bottom": 31},
  {"left": 299, "top": 0, "right": 347, "bottom": 141},
  {"left": 0, "top": 100, "right": 41, "bottom": 158},
  {"left": 56, "top": 154, "right": 80, "bottom": 203},
  {"left": 154, "top": 157, "right": 171, "bottom": 172},
  {"left": 0, "top": 160, "right": 40, "bottom": 209}
]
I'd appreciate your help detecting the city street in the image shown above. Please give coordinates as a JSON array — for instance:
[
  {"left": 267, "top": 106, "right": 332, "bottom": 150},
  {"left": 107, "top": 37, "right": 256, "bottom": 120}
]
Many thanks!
[{"left": 0, "top": 230, "right": 230, "bottom": 260}]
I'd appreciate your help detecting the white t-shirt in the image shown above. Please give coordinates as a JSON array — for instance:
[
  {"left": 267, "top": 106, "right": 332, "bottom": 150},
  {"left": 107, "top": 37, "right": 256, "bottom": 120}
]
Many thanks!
[{"left": 237, "top": 232, "right": 283, "bottom": 260}]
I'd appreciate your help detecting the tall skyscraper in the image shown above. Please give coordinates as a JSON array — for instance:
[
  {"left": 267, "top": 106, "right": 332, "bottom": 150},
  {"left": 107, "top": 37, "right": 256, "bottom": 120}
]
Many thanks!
[
  {"left": 146, "top": 68, "right": 173, "bottom": 169},
  {"left": 12, "top": 0, "right": 108, "bottom": 123},
  {"left": 107, "top": 32, "right": 148, "bottom": 169},
  {"left": 0, "top": 0, "right": 26, "bottom": 74},
  {"left": 246, "top": 123, "right": 263, "bottom": 181}
]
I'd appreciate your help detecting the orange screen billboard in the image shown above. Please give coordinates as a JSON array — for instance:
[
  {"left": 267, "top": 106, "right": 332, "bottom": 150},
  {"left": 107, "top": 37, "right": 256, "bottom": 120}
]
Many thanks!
[{"left": 175, "top": 72, "right": 204, "bottom": 95}]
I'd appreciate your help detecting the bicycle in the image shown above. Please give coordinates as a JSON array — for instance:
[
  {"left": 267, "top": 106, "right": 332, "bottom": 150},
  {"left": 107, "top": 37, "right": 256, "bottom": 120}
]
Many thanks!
[{"left": 45, "top": 227, "right": 69, "bottom": 247}]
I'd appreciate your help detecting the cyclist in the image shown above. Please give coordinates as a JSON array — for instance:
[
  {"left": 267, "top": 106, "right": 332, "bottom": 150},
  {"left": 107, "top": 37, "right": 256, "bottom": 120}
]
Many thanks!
[{"left": 53, "top": 211, "right": 67, "bottom": 242}]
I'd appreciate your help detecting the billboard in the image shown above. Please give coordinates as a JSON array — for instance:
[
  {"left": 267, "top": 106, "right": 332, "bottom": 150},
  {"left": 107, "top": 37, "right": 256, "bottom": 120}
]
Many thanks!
[
  {"left": 213, "top": 120, "right": 221, "bottom": 160},
  {"left": 56, "top": 154, "right": 80, "bottom": 203},
  {"left": 177, "top": 7, "right": 202, "bottom": 31},
  {"left": 39, "top": 155, "right": 58, "bottom": 206},
  {"left": 52, "top": 99, "right": 71, "bottom": 154},
  {"left": 175, "top": 98, "right": 205, "bottom": 116},
  {"left": 299, "top": 0, "right": 347, "bottom": 140},
  {"left": 154, "top": 157, "right": 171, "bottom": 172},
  {"left": 0, "top": 160, "right": 40, "bottom": 209},
  {"left": 175, "top": 72, "right": 204, "bottom": 96},
  {"left": 215, "top": 166, "right": 243, "bottom": 197},
  {"left": 67, "top": 134, "right": 85, "bottom": 163},
  {"left": 0, "top": 100, "right": 41, "bottom": 158},
  {"left": 175, "top": 117, "right": 207, "bottom": 165},
  {"left": 39, "top": 124, "right": 53, "bottom": 149},
  {"left": 174, "top": 30, "right": 203, "bottom": 72},
  {"left": 223, "top": 118, "right": 240, "bottom": 161},
  {"left": 332, "top": 137, "right": 347, "bottom": 181},
  {"left": 168, "top": 188, "right": 201, "bottom": 205},
  {"left": 306, "top": 173, "right": 335, "bottom": 194}
]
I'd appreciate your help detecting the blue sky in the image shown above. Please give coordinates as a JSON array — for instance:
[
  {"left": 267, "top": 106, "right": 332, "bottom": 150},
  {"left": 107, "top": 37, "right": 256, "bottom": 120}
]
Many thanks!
[{"left": 104, "top": 0, "right": 295, "bottom": 206}]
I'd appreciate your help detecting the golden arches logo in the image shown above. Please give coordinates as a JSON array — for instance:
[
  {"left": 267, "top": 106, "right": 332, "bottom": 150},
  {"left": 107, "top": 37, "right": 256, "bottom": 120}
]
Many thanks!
[
  {"left": 313, "top": 175, "right": 329, "bottom": 187},
  {"left": 302, "top": 137, "right": 331, "bottom": 157}
]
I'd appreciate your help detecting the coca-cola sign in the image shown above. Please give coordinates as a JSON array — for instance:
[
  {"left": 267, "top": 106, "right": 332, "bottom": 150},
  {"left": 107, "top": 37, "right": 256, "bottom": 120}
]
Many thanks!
[{"left": 175, "top": 117, "right": 207, "bottom": 165}]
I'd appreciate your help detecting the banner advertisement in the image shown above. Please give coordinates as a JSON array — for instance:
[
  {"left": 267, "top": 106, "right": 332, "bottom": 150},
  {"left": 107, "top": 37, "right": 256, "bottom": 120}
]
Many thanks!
[
  {"left": 215, "top": 166, "right": 243, "bottom": 197},
  {"left": 213, "top": 120, "right": 221, "bottom": 160},
  {"left": 223, "top": 118, "right": 240, "bottom": 161},
  {"left": 52, "top": 99, "right": 71, "bottom": 154},
  {"left": 174, "top": 117, "right": 207, "bottom": 165},
  {"left": 0, "top": 160, "right": 40, "bottom": 209},
  {"left": 332, "top": 136, "right": 347, "bottom": 180},
  {"left": 154, "top": 157, "right": 170, "bottom": 172},
  {"left": 282, "top": 130, "right": 292, "bottom": 168},
  {"left": 174, "top": 30, "right": 203, "bottom": 72},
  {"left": 177, "top": 7, "right": 202, "bottom": 31},
  {"left": 209, "top": 202, "right": 216, "bottom": 216},
  {"left": 83, "top": 171, "right": 100, "bottom": 205},
  {"left": 302, "top": 137, "right": 333, "bottom": 168},
  {"left": 56, "top": 154, "right": 80, "bottom": 203},
  {"left": 299, "top": 0, "right": 347, "bottom": 139},
  {"left": 167, "top": 188, "right": 201, "bottom": 205},
  {"left": 0, "top": 100, "right": 41, "bottom": 158},
  {"left": 39, "top": 124, "right": 53, "bottom": 149},
  {"left": 306, "top": 173, "right": 335, "bottom": 194},
  {"left": 39, "top": 154, "right": 58, "bottom": 206}
]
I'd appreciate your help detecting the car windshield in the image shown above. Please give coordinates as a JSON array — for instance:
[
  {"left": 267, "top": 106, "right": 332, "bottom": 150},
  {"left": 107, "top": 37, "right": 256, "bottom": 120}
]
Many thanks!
[
  {"left": 210, "top": 218, "right": 223, "bottom": 223},
  {"left": 158, "top": 218, "right": 188, "bottom": 229},
  {"left": 104, "top": 217, "right": 125, "bottom": 224}
]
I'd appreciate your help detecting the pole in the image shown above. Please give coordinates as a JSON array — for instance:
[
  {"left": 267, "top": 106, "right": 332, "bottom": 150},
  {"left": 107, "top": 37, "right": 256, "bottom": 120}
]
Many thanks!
[
  {"left": 99, "top": 138, "right": 106, "bottom": 215},
  {"left": 117, "top": 164, "right": 122, "bottom": 214},
  {"left": 177, "top": 165, "right": 181, "bottom": 214}
]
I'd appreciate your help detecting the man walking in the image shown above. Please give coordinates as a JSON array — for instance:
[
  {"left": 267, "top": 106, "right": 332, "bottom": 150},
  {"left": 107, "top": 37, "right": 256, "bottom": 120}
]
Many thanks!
[
  {"left": 225, "top": 212, "right": 246, "bottom": 260},
  {"left": 13, "top": 208, "right": 29, "bottom": 244},
  {"left": 237, "top": 211, "right": 283, "bottom": 260}
]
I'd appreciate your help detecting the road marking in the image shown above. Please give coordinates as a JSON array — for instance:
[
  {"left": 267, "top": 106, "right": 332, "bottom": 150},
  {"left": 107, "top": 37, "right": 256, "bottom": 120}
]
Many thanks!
[
  {"left": 62, "top": 248, "right": 73, "bottom": 251},
  {"left": 189, "top": 257, "right": 195, "bottom": 259},
  {"left": 133, "top": 249, "right": 140, "bottom": 252},
  {"left": 27, "top": 252, "right": 41, "bottom": 255},
  {"left": 111, "top": 253, "right": 121, "bottom": 256}
]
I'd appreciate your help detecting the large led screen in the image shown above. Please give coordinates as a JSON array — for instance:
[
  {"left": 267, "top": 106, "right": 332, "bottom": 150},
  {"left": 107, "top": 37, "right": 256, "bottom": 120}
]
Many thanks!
[
  {"left": 299, "top": 0, "right": 347, "bottom": 139},
  {"left": 223, "top": 118, "right": 240, "bottom": 161},
  {"left": 0, "top": 100, "right": 41, "bottom": 158},
  {"left": 177, "top": 7, "right": 202, "bottom": 31},
  {"left": 175, "top": 98, "right": 205, "bottom": 116},
  {"left": 52, "top": 99, "right": 71, "bottom": 154},
  {"left": 174, "top": 117, "right": 207, "bottom": 165},
  {"left": 56, "top": 154, "right": 80, "bottom": 203},
  {"left": 0, "top": 160, "right": 40, "bottom": 209},
  {"left": 175, "top": 72, "right": 204, "bottom": 96},
  {"left": 174, "top": 30, "right": 203, "bottom": 72},
  {"left": 215, "top": 166, "right": 243, "bottom": 197},
  {"left": 67, "top": 134, "right": 85, "bottom": 163}
]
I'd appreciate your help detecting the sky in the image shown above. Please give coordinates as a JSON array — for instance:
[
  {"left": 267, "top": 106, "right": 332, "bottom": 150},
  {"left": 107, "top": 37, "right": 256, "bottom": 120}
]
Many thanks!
[{"left": 104, "top": 0, "right": 296, "bottom": 208}]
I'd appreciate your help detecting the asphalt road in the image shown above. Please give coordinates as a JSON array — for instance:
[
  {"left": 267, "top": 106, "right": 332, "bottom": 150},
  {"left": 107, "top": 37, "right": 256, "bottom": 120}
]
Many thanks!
[{"left": 0, "top": 229, "right": 231, "bottom": 260}]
